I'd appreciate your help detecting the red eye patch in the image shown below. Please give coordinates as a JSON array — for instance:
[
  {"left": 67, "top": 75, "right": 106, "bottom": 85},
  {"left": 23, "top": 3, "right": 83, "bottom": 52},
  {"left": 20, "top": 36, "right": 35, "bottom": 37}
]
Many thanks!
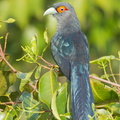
[{"left": 56, "top": 6, "right": 68, "bottom": 13}]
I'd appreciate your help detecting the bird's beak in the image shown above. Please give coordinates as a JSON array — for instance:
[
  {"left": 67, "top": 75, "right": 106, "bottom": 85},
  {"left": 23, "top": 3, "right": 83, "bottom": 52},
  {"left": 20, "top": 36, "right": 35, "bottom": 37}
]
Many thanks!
[{"left": 44, "top": 7, "right": 57, "bottom": 16}]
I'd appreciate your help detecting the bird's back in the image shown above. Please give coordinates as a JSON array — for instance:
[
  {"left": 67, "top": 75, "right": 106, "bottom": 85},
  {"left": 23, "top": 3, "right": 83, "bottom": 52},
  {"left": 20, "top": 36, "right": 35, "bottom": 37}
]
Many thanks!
[{"left": 51, "top": 31, "right": 95, "bottom": 119}]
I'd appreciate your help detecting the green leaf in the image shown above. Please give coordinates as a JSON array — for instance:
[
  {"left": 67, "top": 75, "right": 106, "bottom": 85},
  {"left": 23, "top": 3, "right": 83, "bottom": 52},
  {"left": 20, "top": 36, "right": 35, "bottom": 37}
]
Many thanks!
[
  {"left": 51, "top": 83, "right": 68, "bottom": 120},
  {"left": 91, "top": 79, "right": 119, "bottom": 104},
  {"left": 38, "top": 103, "right": 50, "bottom": 120},
  {"left": 106, "top": 102, "right": 120, "bottom": 115},
  {"left": 0, "top": 55, "right": 10, "bottom": 70},
  {"left": 16, "top": 45, "right": 38, "bottom": 63},
  {"left": 34, "top": 65, "right": 41, "bottom": 79},
  {"left": 19, "top": 91, "right": 40, "bottom": 120},
  {"left": 31, "top": 35, "right": 38, "bottom": 55},
  {"left": 115, "top": 116, "right": 120, "bottom": 120},
  {"left": 16, "top": 69, "right": 34, "bottom": 91},
  {"left": 0, "top": 111, "right": 13, "bottom": 120},
  {"left": 44, "top": 29, "right": 49, "bottom": 44},
  {"left": 96, "top": 109, "right": 113, "bottom": 120},
  {"left": 38, "top": 70, "right": 58, "bottom": 108},
  {"left": 0, "top": 36, "right": 3, "bottom": 39},
  {"left": 41, "top": 29, "right": 49, "bottom": 56},
  {"left": 56, "top": 83, "right": 68, "bottom": 120},
  {"left": 51, "top": 90, "right": 61, "bottom": 120},
  {"left": 0, "top": 71, "right": 16, "bottom": 96},
  {"left": 118, "top": 51, "right": 120, "bottom": 59},
  {"left": 60, "top": 112, "right": 71, "bottom": 119},
  {"left": 4, "top": 18, "right": 16, "bottom": 23},
  {"left": 16, "top": 72, "right": 27, "bottom": 79},
  {"left": 90, "top": 55, "right": 115, "bottom": 64}
]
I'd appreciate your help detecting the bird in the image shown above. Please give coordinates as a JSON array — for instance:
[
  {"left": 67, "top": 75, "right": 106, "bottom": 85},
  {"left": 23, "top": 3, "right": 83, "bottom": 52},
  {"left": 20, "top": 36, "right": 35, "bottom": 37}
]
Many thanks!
[{"left": 44, "top": 2, "right": 95, "bottom": 120}]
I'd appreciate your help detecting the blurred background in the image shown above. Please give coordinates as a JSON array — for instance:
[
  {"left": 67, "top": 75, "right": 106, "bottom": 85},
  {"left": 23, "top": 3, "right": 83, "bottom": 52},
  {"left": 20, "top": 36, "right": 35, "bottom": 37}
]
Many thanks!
[{"left": 0, "top": 0, "right": 120, "bottom": 75}]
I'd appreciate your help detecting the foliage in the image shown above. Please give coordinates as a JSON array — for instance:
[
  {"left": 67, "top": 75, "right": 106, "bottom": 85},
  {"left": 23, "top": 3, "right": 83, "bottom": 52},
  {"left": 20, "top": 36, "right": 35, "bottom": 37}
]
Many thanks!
[
  {"left": 0, "top": 17, "right": 120, "bottom": 119},
  {"left": 0, "top": 0, "right": 120, "bottom": 74}
]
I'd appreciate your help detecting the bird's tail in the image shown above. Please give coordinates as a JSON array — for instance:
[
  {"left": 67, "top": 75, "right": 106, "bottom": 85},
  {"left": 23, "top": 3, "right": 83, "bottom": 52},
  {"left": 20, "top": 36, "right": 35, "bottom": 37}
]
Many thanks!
[{"left": 70, "top": 63, "right": 95, "bottom": 120}]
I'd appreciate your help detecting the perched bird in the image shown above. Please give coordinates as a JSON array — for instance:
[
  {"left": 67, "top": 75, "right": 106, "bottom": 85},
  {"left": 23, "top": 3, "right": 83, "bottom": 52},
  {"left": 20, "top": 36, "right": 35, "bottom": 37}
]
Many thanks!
[{"left": 44, "top": 2, "right": 95, "bottom": 120}]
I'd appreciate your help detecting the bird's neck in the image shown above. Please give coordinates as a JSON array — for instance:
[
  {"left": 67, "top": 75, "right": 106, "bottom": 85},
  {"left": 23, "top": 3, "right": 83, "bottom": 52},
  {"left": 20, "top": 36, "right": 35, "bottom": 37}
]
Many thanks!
[{"left": 56, "top": 16, "right": 81, "bottom": 34}]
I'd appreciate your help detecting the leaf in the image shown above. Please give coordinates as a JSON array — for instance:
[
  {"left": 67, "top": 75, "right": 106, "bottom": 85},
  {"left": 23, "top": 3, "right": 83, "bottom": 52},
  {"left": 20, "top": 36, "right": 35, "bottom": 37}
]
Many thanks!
[
  {"left": 51, "top": 90, "right": 61, "bottom": 120},
  {"left": 91, "top": 79, "right": 119, "bottom": 104},
  {"left": 16, "top": 72, "right": 27, "bottom": 79},
  {"left": 44, "top": 29, "right": 49, "bottom": 44},
  {"left": 106, "top": 102, "right": 120, "bottom": 115},
  {"left": 118, "top": 51, "right": 120, "bottom": 59},
  {"left": 19, "top": 91, "right": 40, "bottom": 120},
  {"left": 41, "top": 29, "right": 49, "bottom": 55},
  {"left": 16, "top": 45, "right": 37, "bottom": 63},
  {"left": 38, "top": 103, "right": 50, "bottom": 120},
  {"left": 0, "top": 55, "right": 10, "bottom": 70},
  {"left": 96, "top": 109, "right": 113, "bottom": 120},
  {"left": 31, "top": 35, "right": 38, "bottom": 55},
  {"left": 0, "top": 112, "right": 6, "bottom": 120},
  {"left": 4, "top": 18, "right": 16, "bottom": 23},
  {"left": 51, "top": 83, "right": 68, "bottom": 120},
  {"left": 0, "top": 71, "right": 16, "bottom": 96},
  {"left": 60, "top": 112, "right": 71, "bottom": 119},
  {"left": 38, "top": 70, "right": 58, "bottom": 108},
  {"left": 0, "top": 36, "right": 3, "bottom": 39},
  {"left": 115, "top": 116, "right": 120, "bottom": 120},
  {"left": 90, "top": 55, "right": 115, "bottom": 64},
  {"left": 56, "top": 83, "right": 68, "bottom": 120},
  {"left": 34, "top": 65, "right": 41, "bottom": 79},
  {"left": 0, "top": 111, "right": 13, "bottom": 120},
  {"left": 16, "top": 69, "right": 34, "bottom": 91}
]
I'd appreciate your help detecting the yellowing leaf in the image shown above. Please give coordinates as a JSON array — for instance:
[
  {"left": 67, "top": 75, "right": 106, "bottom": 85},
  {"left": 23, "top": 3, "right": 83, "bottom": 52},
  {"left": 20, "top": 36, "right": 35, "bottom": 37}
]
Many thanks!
[
  {"left": 44, "top": 29, "right": 49, "bottom": 44},
  {"left": 31, "top": 35, "right": 38, "bottom": 55},
  {"left": 4, "top": 18, "right": 16, "bottom": 23},
  {"left": 91, "top": 79, "right": 119, "bottom": 104}
]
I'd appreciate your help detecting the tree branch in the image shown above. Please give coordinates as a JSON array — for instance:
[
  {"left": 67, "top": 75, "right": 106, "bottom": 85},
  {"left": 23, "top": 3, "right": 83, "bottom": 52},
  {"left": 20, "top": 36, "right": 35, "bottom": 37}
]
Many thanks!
[
  {"left": 89, "top": 75, "right": 120, "bottom": 87},
  {"left": 0, "top": 44, "right": 18, "bottom": 73}
]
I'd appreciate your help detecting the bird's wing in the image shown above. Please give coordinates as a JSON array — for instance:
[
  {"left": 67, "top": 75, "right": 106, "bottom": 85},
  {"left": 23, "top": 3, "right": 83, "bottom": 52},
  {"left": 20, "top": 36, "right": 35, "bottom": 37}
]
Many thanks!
[{"left": 51, "top": 31, "right": 89, "bottom": 78}]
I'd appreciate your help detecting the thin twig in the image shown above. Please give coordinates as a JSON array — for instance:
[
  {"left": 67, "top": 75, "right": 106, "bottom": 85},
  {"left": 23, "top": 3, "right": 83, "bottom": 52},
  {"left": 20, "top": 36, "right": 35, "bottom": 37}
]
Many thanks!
[
  {"left": 108, "top": 60, "right": 117, "bottom": 83},
  {"left": 0, "top": 44, "right": 18, "bottom": 73},
  {"left": 38, "top": 55, "right": 55, "bottom": 67},
  {"left": 89, "top": 75, "right": 120, "bottom": 87},
  {"left": 41, "top": 64, "right": 51, "bottom": 70},
  {"left": 28, "top": 83, "right": 37, "bottom": 91},
  {"left": 102, "top": 62, "right": 111, "bottom": 81},
  {"left": 96, "top": 104, "right": 106, "bottom": 108},
  {"left": 0, "top": 101, "right": 21, "bottom": 105},
  {"left": 4, "top": 33, "right": 9, "bottom": 53},
  {"left": 41, "top": 107, "right": 52, "bottom": 113}
]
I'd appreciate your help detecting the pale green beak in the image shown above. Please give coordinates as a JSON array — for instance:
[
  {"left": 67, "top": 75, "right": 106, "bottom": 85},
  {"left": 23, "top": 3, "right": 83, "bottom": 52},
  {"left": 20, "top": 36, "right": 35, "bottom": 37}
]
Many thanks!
[{"left": 44, "top": 7, "right": 57, "bottom": 16}]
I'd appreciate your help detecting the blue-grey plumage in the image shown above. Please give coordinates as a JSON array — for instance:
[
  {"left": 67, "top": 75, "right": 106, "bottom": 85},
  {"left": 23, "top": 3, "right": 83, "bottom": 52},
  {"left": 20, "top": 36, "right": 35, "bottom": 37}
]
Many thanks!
[
  {"left": 44, "top": 2, "right": 96, "bottom": 120},
  {"left": 70, "top": 63, "right": 94, "bottom": 119}
]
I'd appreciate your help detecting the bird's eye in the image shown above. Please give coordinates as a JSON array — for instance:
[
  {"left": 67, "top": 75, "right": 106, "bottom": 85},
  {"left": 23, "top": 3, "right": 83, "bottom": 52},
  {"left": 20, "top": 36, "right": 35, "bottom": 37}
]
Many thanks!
[{"left": 56, "top": 6, "right": 68, "bottom": 13}]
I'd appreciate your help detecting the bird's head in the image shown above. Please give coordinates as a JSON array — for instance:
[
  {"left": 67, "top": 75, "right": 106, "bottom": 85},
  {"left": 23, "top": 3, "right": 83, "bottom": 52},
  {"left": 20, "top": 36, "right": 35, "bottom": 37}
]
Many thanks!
[
  {"left": 44, "top": 2, "right": 77, "bottom": 21},
  {"left": 44, "top": 2, "right": 80, "bottom": 32}
]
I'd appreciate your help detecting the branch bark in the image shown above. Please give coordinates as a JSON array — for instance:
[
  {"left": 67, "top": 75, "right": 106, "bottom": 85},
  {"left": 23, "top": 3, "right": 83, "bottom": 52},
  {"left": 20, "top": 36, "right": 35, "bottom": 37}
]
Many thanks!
[
  {"left": 89, "top": 75, "right": 120, "bottom": 87},
  {"left": 0, "top": 44, "right": 18, "bottom": 73}
]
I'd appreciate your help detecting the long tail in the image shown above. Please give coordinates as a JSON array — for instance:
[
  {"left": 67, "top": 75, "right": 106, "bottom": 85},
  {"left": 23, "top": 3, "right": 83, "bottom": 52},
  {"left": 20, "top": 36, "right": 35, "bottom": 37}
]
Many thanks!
[{"left": 70, "top": 63, "right": 95, "bottom": 120}]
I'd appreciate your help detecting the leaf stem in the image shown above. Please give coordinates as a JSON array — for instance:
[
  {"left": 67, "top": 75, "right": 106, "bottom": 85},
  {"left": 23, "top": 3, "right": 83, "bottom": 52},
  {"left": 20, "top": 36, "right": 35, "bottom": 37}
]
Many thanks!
[
  {"left": 108, "top": 60, "right": 117, "bottom": 83},
  {"left": 38, "top": 55, "right": 55, "bottom": 67},
  {"left": 102, "top": 62, "right": 110, "bottom": 81}
]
